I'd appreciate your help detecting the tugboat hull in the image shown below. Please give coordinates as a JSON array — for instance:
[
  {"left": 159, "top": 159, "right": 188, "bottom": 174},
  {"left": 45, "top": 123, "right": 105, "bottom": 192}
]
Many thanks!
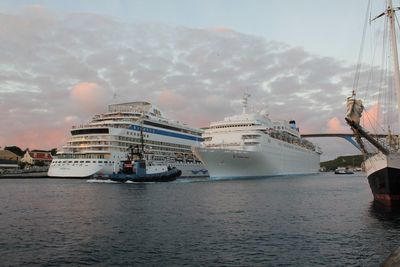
[{"left": 110, "top": 167, "right": 182, "bottom": 183}]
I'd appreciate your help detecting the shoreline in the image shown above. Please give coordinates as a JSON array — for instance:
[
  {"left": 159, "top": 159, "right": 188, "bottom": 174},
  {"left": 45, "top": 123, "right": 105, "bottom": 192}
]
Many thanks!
[{"left": 0, "top": 172, "right": 48, "bottom": 178}]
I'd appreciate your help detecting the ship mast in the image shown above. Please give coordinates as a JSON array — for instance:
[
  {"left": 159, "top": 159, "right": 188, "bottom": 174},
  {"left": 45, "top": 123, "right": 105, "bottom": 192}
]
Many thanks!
[
  {"left": 388, "top": 0, "right": 400, "bottom": 131},
  {"left": 371, "top": 0, "right": 400, "bottom": 134},
  {"left": 242, "top": 93, "right": 251, "bottom": 114}
]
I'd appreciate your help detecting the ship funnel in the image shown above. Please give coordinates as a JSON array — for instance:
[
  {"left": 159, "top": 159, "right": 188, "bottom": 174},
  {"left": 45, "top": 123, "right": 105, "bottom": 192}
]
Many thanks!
[{"left": 289, "top": 120, "right": 297, "bottom": 130}]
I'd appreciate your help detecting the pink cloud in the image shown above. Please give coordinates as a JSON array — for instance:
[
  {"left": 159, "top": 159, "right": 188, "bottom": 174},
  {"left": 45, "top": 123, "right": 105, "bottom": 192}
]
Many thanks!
[
  {"left": 327, "top": 104, "right": 379, "bottom": 133},
  {"left": 3, "top": 127, "right": 69, "bottom": 151},
  {"left": 361, "top": 103, "right": 380, "bottom": 132},
  {"left": 157, "top": 89, "right": 186, "bottom": 110},
  {"left": 326, "top": 117, "right": 348, "bottom": 133},
  {"left": 212, "top": 27, "right": 234, "bottom": 33},
  {"left": 22, "top": 5, "right": 48, "bottom": 14},
  {"left": 70, "top": 82, "right": 111, "bottom": 114}
]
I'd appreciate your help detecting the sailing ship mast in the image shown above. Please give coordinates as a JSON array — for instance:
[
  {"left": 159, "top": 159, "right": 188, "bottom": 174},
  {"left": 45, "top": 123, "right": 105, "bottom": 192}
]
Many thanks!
[
  {"left": 347, "top": 0, "right": 400, "bottom": 154},
  {"left": 387, "top": 0, "right": 400, "bottom": 130},
  {"left": 372, "top": 0, "right": 400, "bottom": 111},
  {"left": 374, "top": 0, "right": 400, "bottom": 150}
]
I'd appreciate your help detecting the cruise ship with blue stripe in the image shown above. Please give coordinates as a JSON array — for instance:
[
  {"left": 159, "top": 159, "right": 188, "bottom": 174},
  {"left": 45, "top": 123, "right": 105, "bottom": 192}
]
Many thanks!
[{"left": 48, "top": 101, "right": 208, "bottom": 178}]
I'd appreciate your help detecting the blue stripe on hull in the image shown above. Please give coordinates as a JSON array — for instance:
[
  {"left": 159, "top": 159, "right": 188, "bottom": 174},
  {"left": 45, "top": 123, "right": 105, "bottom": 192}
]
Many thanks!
[{"left": 128, "top": 125, "right": 203, "bottom": 142}]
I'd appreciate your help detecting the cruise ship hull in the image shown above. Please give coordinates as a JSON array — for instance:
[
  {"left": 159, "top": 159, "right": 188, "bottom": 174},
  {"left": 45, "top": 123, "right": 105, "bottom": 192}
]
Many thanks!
[
  {"left": 48, "top": 163, "right": 104, "bottom": 178},
  {"left": 365, "top": 153, "right": 400, "bottom": 206},
  {"left": 193, "top": 144, "right": 320, "bottom": 179}
]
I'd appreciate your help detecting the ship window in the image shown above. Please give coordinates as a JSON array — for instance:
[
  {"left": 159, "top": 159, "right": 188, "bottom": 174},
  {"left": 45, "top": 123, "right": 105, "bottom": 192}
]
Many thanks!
[
  {"left": 142, "top": 120, "right": 201, "bottom": 136},
  {"left": 86, "top": 161, "right": 90, "bottom": 163},
  {"left": 71, "top": 128, "right": 109, "bottom": 135},
  {"left": 245, "top": 142, "right": 259, "bottom": 145},
  {"left": 80, "top": 161, "right": 84, "bottom": 163},
  {"left": 98, "top": 161, "right": 103, "bottom": 163}
]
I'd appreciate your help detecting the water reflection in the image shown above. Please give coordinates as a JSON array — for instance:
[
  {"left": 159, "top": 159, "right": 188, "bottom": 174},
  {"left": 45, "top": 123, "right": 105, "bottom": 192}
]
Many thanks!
[{"left": 369, "top": 200, "right": 400, "bottom": 226}]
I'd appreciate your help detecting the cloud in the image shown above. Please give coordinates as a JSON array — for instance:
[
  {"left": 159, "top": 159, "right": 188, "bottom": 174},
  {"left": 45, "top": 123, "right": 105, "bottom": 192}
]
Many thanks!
[
  {"left": 326, "top": 117, "right": 348, "bottom": 133},
  {"left": 156, "top": 88, "right": 187, "bottom": 118},
  {"left": 70, "top": 82, "right": 112, "bottom": 113},
  {"left": 211, "top": 27, "right": 234, "bottom": 33},
  {"left": 0, "top": 7, "right": 372, "bottom": 160},
  {"left": 361, "top": 103, "right": 380, "bottom": 132}
]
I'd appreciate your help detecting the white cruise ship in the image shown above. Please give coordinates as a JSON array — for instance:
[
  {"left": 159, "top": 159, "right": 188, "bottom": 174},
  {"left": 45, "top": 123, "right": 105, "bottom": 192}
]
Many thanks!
[
  {"left": 192, "top": 95, "right": 321, "bottom": 179},
  {"left": 48, "top": 101, "right": 208, "bottom": 178}
]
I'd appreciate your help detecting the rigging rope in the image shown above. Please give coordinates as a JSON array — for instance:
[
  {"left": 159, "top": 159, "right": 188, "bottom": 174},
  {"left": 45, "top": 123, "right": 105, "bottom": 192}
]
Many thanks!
[{"left": 353, "top": 0, "right": 372, "bottom": 91}]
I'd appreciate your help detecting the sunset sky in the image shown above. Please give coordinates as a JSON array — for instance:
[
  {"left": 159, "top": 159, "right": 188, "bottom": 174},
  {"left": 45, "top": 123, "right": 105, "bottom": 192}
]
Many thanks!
[{"left": 0, "top": 0, "right": 391, "bottom": 160}]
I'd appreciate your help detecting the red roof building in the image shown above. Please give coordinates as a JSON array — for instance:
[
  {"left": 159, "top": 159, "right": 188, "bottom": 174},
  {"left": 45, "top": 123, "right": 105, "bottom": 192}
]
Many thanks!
[{"left": 21, "top": 150, "right": 53, "bottom": 165}]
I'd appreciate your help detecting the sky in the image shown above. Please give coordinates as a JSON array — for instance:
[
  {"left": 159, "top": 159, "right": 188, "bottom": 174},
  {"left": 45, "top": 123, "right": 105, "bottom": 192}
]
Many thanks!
[{"left": 0, "top": 0, "right": 392, "bottom": 161}]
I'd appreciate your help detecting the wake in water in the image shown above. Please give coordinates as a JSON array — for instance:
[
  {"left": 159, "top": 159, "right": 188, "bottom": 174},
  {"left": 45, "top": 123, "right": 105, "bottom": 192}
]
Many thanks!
[
  {"left": 86, "top": 178, "right": 157, "bottom": 184},
  {"left": 173, "top": 177, "right": 209, "bottom": 183},
  {"left": 86, "top": 179, "right": 118, "bottom": 183},
  {"left": 87, "top": 177, "right": 209, "bottom": 184}
]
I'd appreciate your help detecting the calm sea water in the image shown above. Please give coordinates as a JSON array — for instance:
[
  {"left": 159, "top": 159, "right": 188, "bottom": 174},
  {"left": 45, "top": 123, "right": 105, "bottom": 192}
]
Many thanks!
[{"left": 1, "top": 173, "right": 400, "bottom": 266}]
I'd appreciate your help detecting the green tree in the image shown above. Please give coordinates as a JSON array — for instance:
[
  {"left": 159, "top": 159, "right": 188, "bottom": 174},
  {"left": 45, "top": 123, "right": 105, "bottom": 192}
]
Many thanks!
[
  {"left": 50, "top": 148, "right": 57, "bottom": 156},
  {"left": 4, "top": 146, "right": 24, "bottom": 157},
  {"left": 320, "top": 155, "right": 363, "bottom": 171}
]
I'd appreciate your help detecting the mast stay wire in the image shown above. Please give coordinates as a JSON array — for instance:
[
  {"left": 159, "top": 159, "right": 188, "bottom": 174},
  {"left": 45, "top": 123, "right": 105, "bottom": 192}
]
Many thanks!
[
  {"left": 353, "top": 0, "right": 372, "bottom": 91},
  {"left": 361, "top": 1, "right": 385, "bottom": 136}
]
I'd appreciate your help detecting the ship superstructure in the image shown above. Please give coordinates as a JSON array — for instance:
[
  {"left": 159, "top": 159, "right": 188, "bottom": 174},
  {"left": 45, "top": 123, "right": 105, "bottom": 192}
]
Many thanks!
[
  {"left": 48, "top": 101, "right": 208, "bottom": 178},
  {"left": 192, "top": 95, "right": 321, "bottom": 179}
]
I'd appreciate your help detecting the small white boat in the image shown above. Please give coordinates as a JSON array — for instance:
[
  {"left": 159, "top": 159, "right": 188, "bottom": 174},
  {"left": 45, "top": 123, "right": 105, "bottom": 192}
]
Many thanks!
[{"left": 334, "top": 167, "right": 354, "bottom": 175}]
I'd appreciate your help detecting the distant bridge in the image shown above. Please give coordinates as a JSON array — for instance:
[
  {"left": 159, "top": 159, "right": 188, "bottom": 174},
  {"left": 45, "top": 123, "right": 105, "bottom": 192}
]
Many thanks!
[{"left": 301, "top": 133, "right": 388, "bottom": 151}]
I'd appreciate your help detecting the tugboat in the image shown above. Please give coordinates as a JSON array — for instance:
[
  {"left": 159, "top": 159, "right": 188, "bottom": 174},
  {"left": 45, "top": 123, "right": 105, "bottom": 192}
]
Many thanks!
[
  {"left": 110, "top": 156, "right": 181, "bottom": 183},
  {"left": 334, "top": 167, "right": 354, "bottom": 175},
  {"left": 109, "top": 124, "right": 181, "bottom": 183}
]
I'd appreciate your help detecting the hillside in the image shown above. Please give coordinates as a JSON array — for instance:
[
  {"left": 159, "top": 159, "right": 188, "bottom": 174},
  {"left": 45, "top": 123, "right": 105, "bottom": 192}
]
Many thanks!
[{"left": 320, "top": 155, "right": 363, "bottom": 171}]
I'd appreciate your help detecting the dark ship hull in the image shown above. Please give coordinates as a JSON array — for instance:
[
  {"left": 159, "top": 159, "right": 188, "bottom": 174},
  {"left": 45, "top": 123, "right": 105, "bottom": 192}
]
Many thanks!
[
  {"left": 365, "top": 153, "right": 400, "bottom": 206},
  {"left": 368, "top": 167, "right": 400, "bottom": 206},
  {"left": 110, "top": 167, "right": 181, "bottom": 183}
]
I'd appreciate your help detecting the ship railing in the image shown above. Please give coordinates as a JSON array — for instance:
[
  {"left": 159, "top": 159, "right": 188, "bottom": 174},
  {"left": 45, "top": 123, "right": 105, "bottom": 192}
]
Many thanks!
[
  {"left": 266, "top": 129, "right": 316, "bottom": 151},
  {"left": 94, "top": 112, "right": 143, "bottom": 119},
  {"left": 69, "top": 137, "right": 113, "bottom": 142},
  {"left": 204, "top": 142, "right": 242, "bottom": 148},
  {"left": 55, "top": 154, "right": 110, "bottom": 159},
  {"left": 72, "top": 124, "right": 130, "bottom": 129},
  {"left": 60, "top": 148, "right": 110, "bottom": 153},
  {"left": 242, "top": 135, "right": 261, "bottom": 140},
  {"left": 64, "top": 143, "right": 111, "bottom": 148}
]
